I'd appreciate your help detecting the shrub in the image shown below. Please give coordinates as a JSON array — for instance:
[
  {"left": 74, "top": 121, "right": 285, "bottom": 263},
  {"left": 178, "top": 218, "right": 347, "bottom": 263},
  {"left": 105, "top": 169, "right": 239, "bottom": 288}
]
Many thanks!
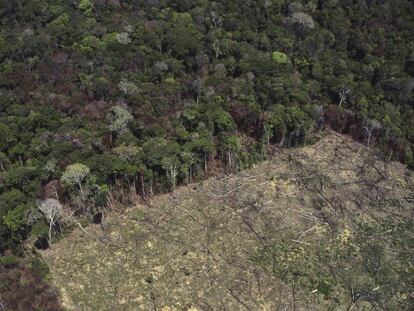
[{"left": 0, "top": 254, "right": 19, "bottom": 268}]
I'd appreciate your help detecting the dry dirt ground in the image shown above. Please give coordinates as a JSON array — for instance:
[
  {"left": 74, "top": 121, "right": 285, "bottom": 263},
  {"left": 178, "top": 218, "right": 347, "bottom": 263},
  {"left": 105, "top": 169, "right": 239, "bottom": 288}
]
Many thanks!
[{"left": 42, "top": 133, "right": 414, "bottom": 311}]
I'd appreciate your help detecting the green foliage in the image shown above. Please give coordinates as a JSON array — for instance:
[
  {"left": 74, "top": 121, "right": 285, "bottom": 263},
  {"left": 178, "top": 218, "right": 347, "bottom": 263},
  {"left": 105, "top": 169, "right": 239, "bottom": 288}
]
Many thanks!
[
  {"left": 109, "top": 106, "right": 134, "bottom": 133},
  {"left": 30, "top": 221, "right": 49, "bottom": 238},
  {"left": 0, "top": 0, "right": 413, "bottom": 254},
  {"left": 47, "top": 13, "right": 70, "bottom": 37},
  {"left": 220, "top": 135, "right": 241, "bottom": 153},
  {"left": 102, "top": 32, "right": 119, "bottom": 48},
  {"left": 272, "top": 51, "right": 289, "bottom": 64},
  {"left": 212, "top": 109, "right": 236, "bottom": 132},
  {"left": 27, "top": 256, "right": 50, "bottom": 280},
  {"left": 0, "top": 35, "right": 7, "bottom": 58},
  {"left": 0, "top": 122, "right": 16, "bottom": 151},
  {"left": 78, "top": 0, "right": 93, "bottom": 16},
  {"left": 184, "top": 133, "right": 215, "bottom": 157},
  {"left": 3, "top": 204, "right": 27, "bottom": 231},
  {"left": 60, "top": 163, "right": 90, "bottom": 190},
  {"left": 164, "top": 27, "right": 200, "bottom": 57},
  {"left": 284, "top": 106, "right": 313, "bottom": 133},
  {"left": 0, "top": 254, "right": 19, "bottom": 268},
  {"left": 73, "top": 35, "right": 104, "bottom": 55},
  {"left": 0, "top": 189, "right": 25, "bottom": 215}
]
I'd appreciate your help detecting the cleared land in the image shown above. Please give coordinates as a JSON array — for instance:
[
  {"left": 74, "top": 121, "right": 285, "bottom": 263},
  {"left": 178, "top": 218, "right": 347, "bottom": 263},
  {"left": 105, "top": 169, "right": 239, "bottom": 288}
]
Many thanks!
[{"left": 42, "top": 133, "right": 414, "bottom": 311}]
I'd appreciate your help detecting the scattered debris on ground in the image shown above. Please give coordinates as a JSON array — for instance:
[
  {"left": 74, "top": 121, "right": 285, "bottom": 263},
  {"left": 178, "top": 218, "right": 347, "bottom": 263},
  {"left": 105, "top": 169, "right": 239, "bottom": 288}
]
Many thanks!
[{"left": 42, "top": 133, "right": 414, "bottom": 310}]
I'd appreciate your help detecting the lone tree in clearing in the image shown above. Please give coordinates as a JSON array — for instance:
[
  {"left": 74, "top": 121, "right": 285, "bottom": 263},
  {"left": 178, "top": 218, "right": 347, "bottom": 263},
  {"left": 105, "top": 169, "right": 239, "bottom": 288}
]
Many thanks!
[{"left": 37, "top": 198, "right": 62, "bottom": 248}]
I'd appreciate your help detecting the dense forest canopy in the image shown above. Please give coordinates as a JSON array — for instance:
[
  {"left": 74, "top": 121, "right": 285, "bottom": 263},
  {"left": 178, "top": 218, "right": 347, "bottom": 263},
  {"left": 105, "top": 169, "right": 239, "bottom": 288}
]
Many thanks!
[{"left": 0, "top": 0, "right": 413, "bottom": 253}]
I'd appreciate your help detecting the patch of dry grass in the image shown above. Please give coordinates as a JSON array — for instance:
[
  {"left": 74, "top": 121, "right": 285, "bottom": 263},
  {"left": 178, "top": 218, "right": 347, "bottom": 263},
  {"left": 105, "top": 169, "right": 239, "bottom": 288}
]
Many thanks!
[{"left": 42, "top": 133, "right": 414, "bottom": 310}]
